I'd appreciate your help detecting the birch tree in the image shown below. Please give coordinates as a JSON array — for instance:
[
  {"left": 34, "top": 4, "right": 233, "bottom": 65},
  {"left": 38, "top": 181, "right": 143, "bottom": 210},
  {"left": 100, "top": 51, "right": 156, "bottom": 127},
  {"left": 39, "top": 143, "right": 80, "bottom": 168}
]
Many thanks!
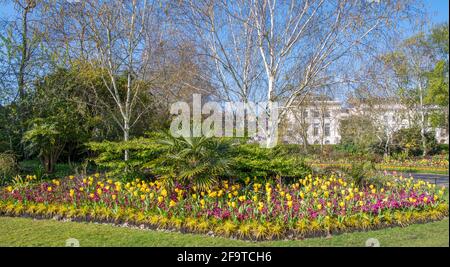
[{"left": 81, "top": 0, "right": 154, "bottom": 161}]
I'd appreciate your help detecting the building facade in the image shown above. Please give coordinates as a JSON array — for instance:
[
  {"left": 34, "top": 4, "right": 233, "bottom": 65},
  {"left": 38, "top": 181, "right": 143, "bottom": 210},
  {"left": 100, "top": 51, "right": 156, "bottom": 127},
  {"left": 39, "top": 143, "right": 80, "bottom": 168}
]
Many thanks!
[{"left": 282, "top": 99, "right": 449, "bottom": 145}]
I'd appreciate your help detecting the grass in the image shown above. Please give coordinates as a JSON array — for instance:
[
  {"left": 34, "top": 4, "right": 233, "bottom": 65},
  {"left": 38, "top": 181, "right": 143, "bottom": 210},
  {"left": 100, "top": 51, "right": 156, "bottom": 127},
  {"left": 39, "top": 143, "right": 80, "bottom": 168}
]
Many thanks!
[{"left": 0, "top": 216, "right": 448, "bottom": 247}]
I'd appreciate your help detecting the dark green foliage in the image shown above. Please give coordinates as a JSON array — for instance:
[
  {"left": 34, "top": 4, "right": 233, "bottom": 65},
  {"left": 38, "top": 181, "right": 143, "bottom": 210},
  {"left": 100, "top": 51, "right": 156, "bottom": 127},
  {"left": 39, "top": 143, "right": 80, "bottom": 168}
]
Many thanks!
[
  {"left": 87, "top": 133, "right": 167, "bottom": 180},
  {"left": 88, "top": 136, "right": 312, "bottom": 184},
  {"left": 0, "top": 152, "right": 18, "bottom": 186},
  {"left": 343, "top": 161, "right": 376, "bottom": 187},
  {"left": 229, "top": 144, "right": 311, "bottom": 179},
  {"left": 339, "top": 115, "right": 379, "bottom": 154},
  {"left": 392, "top": 127, "right": 439, "bottom": 156},
  {"left": 146, "top": 134, "right": 233, "bottom": 189}
]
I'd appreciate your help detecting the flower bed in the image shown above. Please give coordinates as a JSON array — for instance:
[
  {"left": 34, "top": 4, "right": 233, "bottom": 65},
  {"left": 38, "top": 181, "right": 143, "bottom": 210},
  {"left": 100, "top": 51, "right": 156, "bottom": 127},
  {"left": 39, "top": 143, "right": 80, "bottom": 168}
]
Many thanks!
[
  {"left": 310, "top": 162, "right": 449, "bottom": 174},
  {"left": 0, "top": 174, "right": 448, "bottom": 240}
]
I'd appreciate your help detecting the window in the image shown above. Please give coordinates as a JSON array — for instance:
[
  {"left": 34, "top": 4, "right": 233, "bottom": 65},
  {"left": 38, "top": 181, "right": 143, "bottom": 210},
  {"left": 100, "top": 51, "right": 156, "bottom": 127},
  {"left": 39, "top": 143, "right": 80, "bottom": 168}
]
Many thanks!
[
  {"left": 325, "top": 140, "right": 330, "bottom": 144},
  {"left": 313, "top": 110, "right": 319, "bottom": 118},
  {"left": 324, "top": 123, "right": 330, "bottom": 137},
  {"left": 313, "top": 123, "right": 319, "bottom": 136},
  {"left": 314, "top": 140, "right": 319, "bottom": 145},
  {"left": 440, "top": 129, "right": 447, "bottom": 137},
  {"left": 324, "top": 110, "right": 331, "bottom": 118}
]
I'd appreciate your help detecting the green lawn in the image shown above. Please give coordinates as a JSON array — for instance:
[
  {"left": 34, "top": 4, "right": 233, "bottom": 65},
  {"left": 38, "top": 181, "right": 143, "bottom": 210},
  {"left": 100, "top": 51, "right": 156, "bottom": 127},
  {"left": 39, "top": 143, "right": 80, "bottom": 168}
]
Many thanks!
[{"left": 0, "top": 216, "right": 448, "bottom": 247}]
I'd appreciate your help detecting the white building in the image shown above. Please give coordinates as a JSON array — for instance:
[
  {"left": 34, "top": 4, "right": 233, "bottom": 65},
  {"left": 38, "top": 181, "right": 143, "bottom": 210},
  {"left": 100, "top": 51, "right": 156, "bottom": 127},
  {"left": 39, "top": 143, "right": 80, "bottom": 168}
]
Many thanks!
[{"left": 282, "top": 98, "right": 449, "bottom": 145}]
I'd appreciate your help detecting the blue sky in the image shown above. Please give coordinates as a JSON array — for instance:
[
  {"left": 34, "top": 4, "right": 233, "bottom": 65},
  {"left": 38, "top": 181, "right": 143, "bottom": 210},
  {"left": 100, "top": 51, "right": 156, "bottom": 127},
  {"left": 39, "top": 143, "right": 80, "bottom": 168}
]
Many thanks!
[
  {"left": 424, "top": 0, "right": 449, "bottom": 24},
  {"left": 0, "top": 0, "right": 449, "bottom": 24}
]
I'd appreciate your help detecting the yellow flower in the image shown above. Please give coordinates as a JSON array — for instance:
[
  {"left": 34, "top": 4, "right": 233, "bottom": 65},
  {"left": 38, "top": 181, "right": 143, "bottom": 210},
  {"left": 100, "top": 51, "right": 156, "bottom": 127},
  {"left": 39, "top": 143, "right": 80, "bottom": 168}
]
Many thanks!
[
  {"left": 287, "top": 200, "right": 293, "bottom": 208},
  {"left": 47, "top": 187, "right": 53, "bottom": 192},
  {"left": 112, "top": 194, "right": 117, "bottom": 200},
  {"left": 200, "top": 199, "right": 206, "bottom": 206},
  {"left": 79, "top": 187, "right": 84, "bottom": 192},
  {"left": 317, "top": 204, "right": 322, "bottom": 210},
  {"left": 192, "top": 194, "right": 197, "bottom": 200},
  {"left": 69, "top": 189, "right": 75, "bottom": 197},
  {"left": 252, "top": 195, "right": 258, "bottom": 202},
  {"left": 161, "top": 189, "right": 168, "bottom": 197},
  {"left": 238, "top": 195, "right": 246, "bottom": 202},
  {"left": 158, "top": 196, "right": 164, "bottom": 203},
  {"left": 231, "top": 201, "right": 236, "bottom": 208},
  {"left": 140, "top": 194, "right": 146, "bottom": 201},
  {"left": 339, "top": 201, "right": 345, "bottom": 208},
  {"left": 6, "top": 186, "right": 13, "bottom": 192},
  {"left": 89, "top": 193, "right": 95, "bottom": 198},
  {"left": 423, "top": 197, "right": 428, "bottom": 202},
  {"left": 69, "top": 175, "right": 74, "bottom": 180},
  {"left": 371, "top": 188, "right": 376, "bottom": 194},
  {"left": 107, "top": 179, "right": 113, "bottom": 184},
  {"left": 169, "top": 200, "right": 176, "bottom": 207},
  {"left": 257, "top": 202, "right": 264, "bottom": 211}
]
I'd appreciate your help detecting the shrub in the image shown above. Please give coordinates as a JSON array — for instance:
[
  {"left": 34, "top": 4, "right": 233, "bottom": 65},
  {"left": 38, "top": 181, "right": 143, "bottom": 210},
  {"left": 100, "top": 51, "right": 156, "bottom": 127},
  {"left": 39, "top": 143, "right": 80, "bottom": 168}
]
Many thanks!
[
  {"left": 146, "top": 134, "right": 233, "bottom": 189},
  {"left": 392, "top": 127, "right": 439, "bottom": 156},
  {"left": 229, "top": 144, "right": 311, "bottom": 179},
  {"left": 342, "top": 161, "right": 376, "bottom": 187},
  {"left": 0, "top": 152, "right": 18, "bottom": 185},
  {"left": 87, "top": 133, "right": 166, "bottom": 180},
  {"left": 88, "top": 135, "right": 312, "bottom": 183}
]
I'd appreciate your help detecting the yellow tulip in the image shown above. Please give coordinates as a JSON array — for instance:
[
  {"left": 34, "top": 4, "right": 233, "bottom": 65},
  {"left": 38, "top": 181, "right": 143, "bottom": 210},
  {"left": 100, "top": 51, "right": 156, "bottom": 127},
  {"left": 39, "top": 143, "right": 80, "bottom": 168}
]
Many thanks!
[{"left": 287, "top": 200, "right": 293, "bottom": 208}]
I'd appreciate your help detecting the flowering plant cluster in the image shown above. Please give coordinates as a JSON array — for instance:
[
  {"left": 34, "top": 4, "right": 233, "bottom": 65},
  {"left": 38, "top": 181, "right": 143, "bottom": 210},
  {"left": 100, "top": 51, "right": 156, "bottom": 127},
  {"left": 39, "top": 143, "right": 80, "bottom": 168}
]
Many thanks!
[
  {"left": 382, "top": 155, "right": 449, "bottom": 168},
  {"left": 308, "top": 155, "right": 448, "bottom": 169},
  {"left": 0, "top": 174, "right": 447, "bottom": 240}
]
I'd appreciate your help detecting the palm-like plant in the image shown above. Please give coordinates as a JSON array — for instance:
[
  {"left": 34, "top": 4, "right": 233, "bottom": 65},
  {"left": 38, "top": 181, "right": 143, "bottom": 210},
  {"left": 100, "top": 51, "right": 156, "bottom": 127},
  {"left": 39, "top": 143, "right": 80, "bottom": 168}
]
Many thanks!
[{"left": 148, "top": 134, "right": 232, "bottom": 189}]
